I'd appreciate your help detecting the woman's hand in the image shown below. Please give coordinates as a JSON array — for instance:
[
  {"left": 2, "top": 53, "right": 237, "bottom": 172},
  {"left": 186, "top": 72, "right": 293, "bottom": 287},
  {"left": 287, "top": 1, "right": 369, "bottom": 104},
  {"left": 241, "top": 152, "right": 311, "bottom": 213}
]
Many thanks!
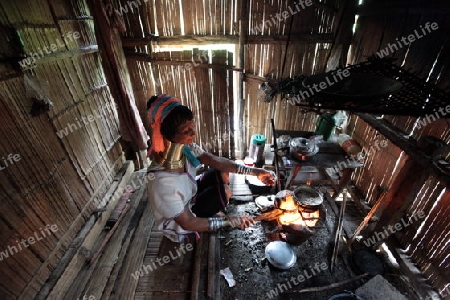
[
  {"left": 255, "top": 169, "right": 276, "bottom": 186},
  {"left": 227, "top": 215, "right": 255, "bottom": 229}
]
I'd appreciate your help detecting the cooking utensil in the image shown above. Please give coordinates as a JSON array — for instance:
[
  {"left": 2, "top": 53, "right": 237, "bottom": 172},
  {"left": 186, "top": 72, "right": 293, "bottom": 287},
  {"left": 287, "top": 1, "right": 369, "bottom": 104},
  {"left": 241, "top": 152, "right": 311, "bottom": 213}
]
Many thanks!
[
  {"left": 265, "top": 241, "right": 297, "bottom": 269},
  {"left": 254, "top": 195, "right": 275, "bottom": 211},
  {"left": 289, "top": 137, "right": 319, "bottom": 162},
  {"left": 276, "top": 135, "right": 291, "bottom": 156},
  {"left": 245, "top": 176, "right": 272, "bottom": 194},
  {"left": 293, "top": 184, "right": 323, "bottom": 208},
  {"left": 274, "top": 190, "right": 297, "bottom": 210}
]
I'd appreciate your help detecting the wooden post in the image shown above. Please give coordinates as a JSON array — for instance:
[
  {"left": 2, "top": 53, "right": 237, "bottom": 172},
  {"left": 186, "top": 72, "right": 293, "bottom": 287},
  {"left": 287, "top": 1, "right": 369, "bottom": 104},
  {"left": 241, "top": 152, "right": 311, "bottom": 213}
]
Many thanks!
[
  {"left": 237, "top": 0, "right": 248, "bottom": 159},
  {"left": 207, "top": 233, "right": 220, "bottom": 299},
  {"left": 361, "top": 157, "right": 430, "bottom": 248},
  {"left": 86, "top": 0, "right": 148, "bottom": 152},
  {"left": 190, "top": 234, "right": 204, "bottom": 300}
]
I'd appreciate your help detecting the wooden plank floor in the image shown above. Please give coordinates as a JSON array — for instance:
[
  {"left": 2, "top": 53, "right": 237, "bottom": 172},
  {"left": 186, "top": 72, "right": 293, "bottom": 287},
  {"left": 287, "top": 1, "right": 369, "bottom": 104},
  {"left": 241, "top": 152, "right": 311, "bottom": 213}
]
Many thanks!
[
  {"left": 60, "top": 167, "right": 368, "bottom": 300},
  {"left": 134, "top": 225, "right": 195, "bottom": 300}
]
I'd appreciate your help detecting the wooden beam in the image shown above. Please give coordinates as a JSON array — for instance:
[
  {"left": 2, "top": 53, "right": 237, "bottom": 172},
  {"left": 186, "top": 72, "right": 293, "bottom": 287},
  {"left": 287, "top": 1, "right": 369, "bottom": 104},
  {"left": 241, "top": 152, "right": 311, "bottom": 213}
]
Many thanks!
[
  {"left": 190, "top": 233, "right": 204, "bottom": 300},
  {"left": 350, "top": 191, "right": 386, "bottom": 245},
  {"left": 36, "top": 161, "right": 134, "bottom": 299},
  {"left": 122, "top": 34, "right": 335, "bottom": 47},
  {"left": 324, "top": 192, "right": 353, "bottom": 239},
  {"left": 124, "top": 52, "right": 232, "bottom": 70},
  {"left": 111, "top": 196, "right": 155, "bottom": 299},
  {"left": 19, "top": 46, "right": 98, "bottom": 70},
  {"left": 247, "top": 34, "right": 335, "bottom": 44},
  {"left": 207, "top": 233, "right": 220, "bottom": 300},
  {"left": 359, "top": 157, "right": 430, "bottom": 248},
  {"left": 238, "top": 0, "right": 248, "bottom": 159},
  {"left": 357, "top": 113, "right": 450, "bottom": 187}
]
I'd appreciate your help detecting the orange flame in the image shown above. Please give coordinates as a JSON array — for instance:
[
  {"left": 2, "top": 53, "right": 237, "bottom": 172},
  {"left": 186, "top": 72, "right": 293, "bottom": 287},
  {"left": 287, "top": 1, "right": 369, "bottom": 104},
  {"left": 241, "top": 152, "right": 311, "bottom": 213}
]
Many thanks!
[
  {"left": 277, "top": 194, "right": 320, "bottom": 227},
  {"left": 301, "top": 210, "right": 320, "bottom": 227},
  {"left": 278, "top": 195, "right": 297, "bottom": 211},
  {"left": 279, "top": 211, "right": 303, "bottom": 225}
]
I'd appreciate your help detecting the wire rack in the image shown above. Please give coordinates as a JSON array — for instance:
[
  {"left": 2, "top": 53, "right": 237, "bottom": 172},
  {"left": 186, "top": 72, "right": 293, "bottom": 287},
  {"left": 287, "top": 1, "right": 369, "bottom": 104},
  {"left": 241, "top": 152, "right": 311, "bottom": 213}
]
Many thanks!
[{"left": 281, "top": 57, "right": 449, "bottom": 117}]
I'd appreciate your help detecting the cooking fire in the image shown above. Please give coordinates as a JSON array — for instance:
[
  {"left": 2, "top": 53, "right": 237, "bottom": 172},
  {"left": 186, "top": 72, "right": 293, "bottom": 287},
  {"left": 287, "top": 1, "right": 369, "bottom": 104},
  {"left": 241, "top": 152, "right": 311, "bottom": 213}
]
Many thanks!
[
  {"left": 277, "top": 194, "right": 320, "bottom": 227},
  {"left": 254, "top": 187, "right": 323, "bottom": 244}
]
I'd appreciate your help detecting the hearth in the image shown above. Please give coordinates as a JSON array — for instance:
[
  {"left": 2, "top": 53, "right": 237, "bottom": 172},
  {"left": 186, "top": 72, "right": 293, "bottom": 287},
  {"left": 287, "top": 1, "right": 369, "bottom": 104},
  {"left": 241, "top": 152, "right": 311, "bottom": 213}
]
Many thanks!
[{"left": 255, "top": 187, "right": 325, "bottom": 245}]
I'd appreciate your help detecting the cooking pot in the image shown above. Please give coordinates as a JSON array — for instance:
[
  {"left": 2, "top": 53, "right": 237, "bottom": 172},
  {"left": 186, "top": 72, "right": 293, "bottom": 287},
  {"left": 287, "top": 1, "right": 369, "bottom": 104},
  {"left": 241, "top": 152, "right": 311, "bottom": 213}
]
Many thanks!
[
  {"left": 290, "top": 137, "right": 318, "bottom": 161},
  {"left": 274, "top": 190, "right": 298, "bottom": 211},
  {"left": 245, "top": 176, "right": 272, "bottom": 194},
  {"left": 276, "top": 135, "right": 291, "bottom": 156},
  {"left": 293, "top": 184, "right": 323, "bottom": 209}
]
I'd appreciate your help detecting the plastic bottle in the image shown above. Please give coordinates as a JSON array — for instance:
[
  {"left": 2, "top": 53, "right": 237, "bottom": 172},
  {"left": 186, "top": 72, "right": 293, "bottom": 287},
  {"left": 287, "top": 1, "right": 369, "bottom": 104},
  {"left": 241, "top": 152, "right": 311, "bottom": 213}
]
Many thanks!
[
  {"left": 337, "top": 134, "right": 362, "bottom": 156},
  {"left": 248, "top": 134, "right": 266, "bottom": 167},
  {"left": 315, "top": 113, "right": 336, "bottom": 141}
]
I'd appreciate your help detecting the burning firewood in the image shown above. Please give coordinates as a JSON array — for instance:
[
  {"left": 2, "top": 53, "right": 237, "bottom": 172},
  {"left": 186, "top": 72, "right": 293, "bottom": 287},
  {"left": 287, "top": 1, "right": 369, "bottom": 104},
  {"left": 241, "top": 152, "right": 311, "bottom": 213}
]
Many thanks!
[{"left": 254, "top": 209, "right": 285, "bottom": 222}]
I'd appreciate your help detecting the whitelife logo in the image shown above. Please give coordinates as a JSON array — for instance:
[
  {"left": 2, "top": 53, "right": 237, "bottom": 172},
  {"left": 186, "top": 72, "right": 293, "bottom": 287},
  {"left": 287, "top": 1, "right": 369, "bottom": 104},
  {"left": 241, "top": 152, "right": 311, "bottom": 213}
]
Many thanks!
[
  {"left": 19, "top": 31, "right": 82, "bottom": 70},
  {"left": 266, "top": 262, "right": 328, "bottom": 298},
  {"left": 363, "top": 211, "right": 425, "bottom": 248},
  {"left": 155, "top": 50, "right": 215, "bottom": 87},
  {"left": 130, "top": 243, "right": 194, "bottom": 280},
  {"left": 55, "top": 101, "right": 117, "bottom": 139},
  {"left": 376, "top": 22, "right": 439, "bottom": 58},
  {"left": 288, "top": 69, "right": 351, "bottom": 105},
  {"left": 0, "top": 153, "right": 21, "bottom": 171},
  {"left": 250, "top": 0, "right": 313, "bottom": 34},
  {"left": 0, "top": 224, "right": 58, "bottom": 261},
  {"left": 414, "top": 104, "right": 450, "bottom": 130},
  {"left": 326, "top": 138, "right": 388, "bottom": 177}
]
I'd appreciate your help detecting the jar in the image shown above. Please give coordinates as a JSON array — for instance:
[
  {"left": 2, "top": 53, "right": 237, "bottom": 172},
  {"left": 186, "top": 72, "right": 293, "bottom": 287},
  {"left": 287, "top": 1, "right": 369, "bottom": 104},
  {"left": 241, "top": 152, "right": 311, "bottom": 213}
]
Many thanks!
[
  {"left": 248, "top": 134, "right": 266, "bottom": 167},
  {"left": 338, "top": 134, "right": 362, "bottom": 156}
]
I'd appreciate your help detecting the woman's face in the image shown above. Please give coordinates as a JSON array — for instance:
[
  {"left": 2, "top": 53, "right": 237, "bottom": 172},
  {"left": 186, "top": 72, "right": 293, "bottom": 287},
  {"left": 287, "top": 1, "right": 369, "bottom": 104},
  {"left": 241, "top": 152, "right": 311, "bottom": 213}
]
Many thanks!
[{"left": 172, "top": 120, "right": 196, "bottom": 144}]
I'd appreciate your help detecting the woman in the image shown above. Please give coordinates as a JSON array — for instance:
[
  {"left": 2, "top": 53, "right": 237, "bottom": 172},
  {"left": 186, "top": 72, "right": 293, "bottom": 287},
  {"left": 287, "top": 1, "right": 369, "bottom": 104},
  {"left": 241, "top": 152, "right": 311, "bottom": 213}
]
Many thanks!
[{"left": 146, "top": 94, "right": 274, "bottom": 242}]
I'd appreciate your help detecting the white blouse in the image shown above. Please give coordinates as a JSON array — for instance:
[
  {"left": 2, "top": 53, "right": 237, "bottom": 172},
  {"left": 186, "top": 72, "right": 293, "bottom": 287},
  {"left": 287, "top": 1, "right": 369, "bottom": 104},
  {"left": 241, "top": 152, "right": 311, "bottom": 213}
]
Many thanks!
[{"left": 147, "top": 143, "right": 204, "bottom": 242}]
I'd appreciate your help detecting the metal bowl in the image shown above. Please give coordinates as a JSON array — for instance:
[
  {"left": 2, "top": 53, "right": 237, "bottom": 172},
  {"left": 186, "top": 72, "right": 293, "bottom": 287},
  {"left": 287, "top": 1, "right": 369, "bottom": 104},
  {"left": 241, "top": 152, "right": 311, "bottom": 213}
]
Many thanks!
[
  {"left": 265, "top": 241, "right": 297, "bottom": 269},
  {"left": 255, "top": 195, "right": 275, "bottom": 211}
]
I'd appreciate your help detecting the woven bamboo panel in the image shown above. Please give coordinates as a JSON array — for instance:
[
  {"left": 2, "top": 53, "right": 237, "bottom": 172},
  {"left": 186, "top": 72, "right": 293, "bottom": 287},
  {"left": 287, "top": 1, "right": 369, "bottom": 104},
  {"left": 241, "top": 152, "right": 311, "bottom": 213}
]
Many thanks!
[
  {"left": 126, "top": 48, "right": 235, "bottom": 157},
  {"left": 0, "top": 74, "right": 122, "bottom": 298},
  {"left": 248, "top": 0, "right": 340, "bottom": 36},
  {"left": 347, "top": 115, "right": 404, "bottom": 204},
  {"left": 243, "top": 80, "right": 318, "bottom": 151},
  {"left": 0, "top": 0, "right": 124, "bottom": 298},
  {"left": 399, "top": 185, "right": 450, "bottom": 292}
]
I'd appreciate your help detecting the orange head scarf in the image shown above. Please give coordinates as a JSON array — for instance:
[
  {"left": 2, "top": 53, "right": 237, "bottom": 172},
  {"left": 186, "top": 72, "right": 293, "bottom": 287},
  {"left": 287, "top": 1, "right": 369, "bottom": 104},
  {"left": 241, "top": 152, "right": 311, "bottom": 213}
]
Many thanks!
[{"left": 148, "top": 94, "right": 181, "bottom": 154}]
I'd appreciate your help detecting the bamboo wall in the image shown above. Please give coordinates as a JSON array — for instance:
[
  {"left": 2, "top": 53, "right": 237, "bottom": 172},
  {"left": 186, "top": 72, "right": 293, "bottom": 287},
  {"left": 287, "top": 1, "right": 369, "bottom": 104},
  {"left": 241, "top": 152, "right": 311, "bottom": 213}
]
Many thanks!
[
  {"left": 118, "top": 0, "right": 345, "bottom": 157},
  {"left": 0, "top": 0, "right": 123, "bottom": 298},
  {"left": 347, "top": 0, "right": 450, "bottom": 294},
  {"left": 0, "top": 0, "right": 444, "bottom": 297},
  {"left": 347, "top": 115, "right": 405, "bottom": 204}
]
